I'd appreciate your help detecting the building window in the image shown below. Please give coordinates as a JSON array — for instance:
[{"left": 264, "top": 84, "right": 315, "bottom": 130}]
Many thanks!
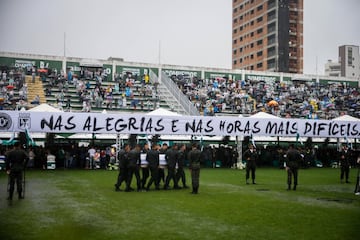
[
  {"left": 240, "top": 26, "right": 243, "bottom": 31},
  {"left": 257, "top": 51, "right": 263, "bottom": 57},
  {"left": 233, "top": 29, "right": 237, "bottom": 34},
  {"left": 348, "top": 47, "right": 353, "bottom": 66},
  {"left": 268, "top": 0, "right": 276, "bottom": 9},
  {"left": 240, "top": 15, "right": 243, "bottom": 20},
  {"left": 257, "top": 39, "right": 263, "bottom": 45},
  {"left": 257, "top": 28, "right": 263, "bottom": 34},
  {"left": 267, "top": 58, "right": 276, "bottom": 69},
  {"left": 257, "top": 16, "right": 263, "bottom": 23},
  {"left": 251, "top": 54, "right": 254, "bottom": 59},
  {"left": 268, "top": 10, "right": 276, "bottom": 21},
  {"left": 267, "top": 34, "right": 276, "bottom": 45},
  {"left": 233, "top": 60, "right": 237, "bottom": 65},
  {"left": 233, "top": 8, "right": 238, "bottom": 13},
  {"left": 250, "top": 43, "right": 254, "bottom": 48},
  {"left": 250, "top": 20, "right": 254, "bottom": 26},
  {"left": 250, "top": 65, "right": 254, "bottom": 70},
  {"left": 267, "top": 46, "right": 276, "bottom": 57},
  {"left": 233, "top": 39, "right": 237, "bottom": 44},
  {"left": 240, "top": 58, "right": 243, "bottom": 63},
  {"left": 250, "top": 9, "right": 254, "bottom": 15},
  {"left": 233, "top": 0, "right": 237, "bottom": 3},
  {"left": 240, "top": 36, "right": 243, "bottom": 42},
  {"left": 240, "top": 47, "right": 243, "bottom": 52},
  {"left": 250, "top": 32, "right": 254, "bottom": 37},
  {"left": 257, "top": 5, "right": 263, "bottom": 11},
  {"left": 257, "top": 62, "right": 263, "bottom": 68},
  {"left": 267, "top": 22, "right": 276, "bottom": 33},
  {"left": 240, "top": 5, "right": 243, "bottom": 10},
  {"left": 233, "top": 49, "right": 237, "bottom": 55},
  {"left": 233, "top": 18, "right": 238, "bottom": 24}
]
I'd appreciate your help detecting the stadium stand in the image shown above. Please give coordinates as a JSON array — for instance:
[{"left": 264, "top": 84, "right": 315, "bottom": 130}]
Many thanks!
[{"left": 1, "top": 51, "right": 359, "bottom": 119}]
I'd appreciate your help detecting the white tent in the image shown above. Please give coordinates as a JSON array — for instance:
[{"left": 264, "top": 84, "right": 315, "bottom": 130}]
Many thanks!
[
  {"left": 28, "top": 103, "right": 63, "bottom": 112},
  {"left": 332, "top": 114, "right": 360, "bottom": 122},
  {"left": 249, "top": 111, "right": 280, "bottom": 119},
  {"left": 146, "top": 108, "right": 181, "bottom": 116}
]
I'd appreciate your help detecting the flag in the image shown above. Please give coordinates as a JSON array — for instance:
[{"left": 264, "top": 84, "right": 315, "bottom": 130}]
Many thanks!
[
  {"left": 251, "top": 134, "right": 256, "bottom": 148},
  {"left": 25, "top": 128, "right": 36, "bottom": 146},
  {"left": 296, "top": 132, "right": 303, "bottom": 145},
  {"left": 344, "top": 136, "right": 350, "bottom": 148},
  {"left": 1, "top": 132, "right": 16, "bottom": 145}
]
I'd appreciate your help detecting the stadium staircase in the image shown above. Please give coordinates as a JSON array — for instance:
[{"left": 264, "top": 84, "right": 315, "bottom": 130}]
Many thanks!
[
  {"left": 25, "top": 75, "right": 46, "bottom": 105},
  {"left": 150, "top": 70, "right": 200, "bottom": 116}
]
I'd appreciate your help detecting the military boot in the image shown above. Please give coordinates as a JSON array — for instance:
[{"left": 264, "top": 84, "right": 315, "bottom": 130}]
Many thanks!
[
  {"left": 18, "top": 192, "right": 24, "bottom": 199},
  {"left": 7, "top": 192, "right": 13, "bottom": 201}
]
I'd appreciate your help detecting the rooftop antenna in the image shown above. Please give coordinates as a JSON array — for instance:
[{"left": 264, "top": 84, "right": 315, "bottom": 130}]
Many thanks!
[
  {"left": 62, "top": 32, "right": 67, "bottom": 74},
  {"left": 158, "top": 40, "right": 161, "bottom": 65},
  {"left": 64, "top": 32, "right": 66, "bottom": 58}
]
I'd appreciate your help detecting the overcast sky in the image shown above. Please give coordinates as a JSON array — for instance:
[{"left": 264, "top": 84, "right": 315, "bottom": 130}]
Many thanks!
[{"left": 0, "top": 0, "right": 359, "bottom": 75}]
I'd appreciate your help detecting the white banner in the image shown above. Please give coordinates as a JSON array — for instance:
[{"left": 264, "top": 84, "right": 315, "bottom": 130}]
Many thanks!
[{"left": 0, "top": 111, "right": 360, "bottom": 138}]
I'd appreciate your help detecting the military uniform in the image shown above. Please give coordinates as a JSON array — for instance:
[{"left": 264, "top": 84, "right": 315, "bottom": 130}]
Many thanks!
[
  {"left": 157, "top": 144, "right": 168, "bottom": 186},
  {"left": 188, "top": 143, "right": 201, "bottom": 194},
  {"left": 243, "top": 145, "right": 258, "bottom": 184},
  {"left": 146, "top": 146, "right": 160, "bottom": 190},
  {"left": 164, "top": 145, "right": 180, "bottom": 189},
  {"left": 141, "top": 145, "right": 150, "bottom": 189},
  {"left": 126, "top": 146, "right": 141, "bottom": 191},
  {"left": 285, "top": 145, "right": 302, "bottom": 190},
  {"left": 339, "top": 147, "right": 351, "bottom": 183},
  {"left": 176, "top": 145, "right": 188, "bottom": 188},
  {"left": 6, "top": 143, "right": 28, "bottom": 200},
  {"left": 114, "top": 145, "right": 129, "bottom": 191}
]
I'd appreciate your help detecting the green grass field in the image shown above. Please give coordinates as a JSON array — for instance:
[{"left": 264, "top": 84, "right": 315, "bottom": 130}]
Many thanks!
[{"left": 0, "top": 167, "right": 359, "bottom": 240}]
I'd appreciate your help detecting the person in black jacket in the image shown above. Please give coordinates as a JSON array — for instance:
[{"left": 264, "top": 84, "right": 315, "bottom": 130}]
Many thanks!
[
  {"left": 126, "top": 144, "right": 141, "bottom": 192},
  {"left": 339, "top": 145, "right": 351, "bottom": 183},
  {"left": 114, "top": 144, "right": 130, "bottom": 191},
  {"left": 285, "top": 144, "right": 302, "bottom": 191},
  {"left": 164, "top": 144, "right": 180, "bottom": 190},
  {"left": 243, "top": 144, "right": 258, "bottom": 184},
  {"left": 6, "top": 142, "right": 28, "bottom": 200},
  {"left": 145, "top": 144, "right": 160, "bottom": 191},
  {"left": 157, "top": 143, "right": 168, "bottom": 186},
  {"left": 176, "top": 144, "right": 188, "bottom": 188},
  {"left": 141, "top": 143, "right": 150, "bottom": 189},
  {"left": 188, "top": 143, "right": 201, "bottom": 194}
]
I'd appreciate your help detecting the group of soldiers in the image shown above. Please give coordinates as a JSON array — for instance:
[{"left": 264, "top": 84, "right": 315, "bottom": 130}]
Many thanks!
[
  {"left": 243, "top": 143, "right": 359, "bottom": 191},
  {"left": 114, "top": 142, "right": 202, "bottom": 194}
]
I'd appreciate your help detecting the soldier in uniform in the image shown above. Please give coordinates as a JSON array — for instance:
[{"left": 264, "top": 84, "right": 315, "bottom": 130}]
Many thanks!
[
  {"left": 141, "top": 143, "right": 150, "bottom": 189},
  {"left": 243, "top": 144, "right": 258, "bottom": 184},
  {"left": 164, "top": 144, "right": 180, "bottom": 189},
  {"left": 339, "top": 145, "right": 351, "bottom": 183},
  {"left": 126, "top": 144, "right": 142, "bottom": 192},
  {"left": 145, "top": 144, "right": 160, "bottom": 191},
  {"left": 176, "top": 144, "right": 189, "bottom": 188},
  {"left": 157, "top": 143, "right": 168, "bottom": 186},
  {"left": 114, "top": 144, "right": 130, "bottom": 191},
  {"left": 188, "top": 143, "right": 201, "bottom": 194},
  {"left": 6, "top": 142, "right": 28, "bottom": 200},
  {"left": 285, "top": 144, "right": 302, "bottom": 191}
]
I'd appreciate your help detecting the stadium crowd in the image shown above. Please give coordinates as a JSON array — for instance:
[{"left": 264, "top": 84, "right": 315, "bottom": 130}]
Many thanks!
[
  {"left": 171, "top": 74, "right": 360, "bottom": 119},
  {"left": 1, "top": 66, "right": 360, "bottom": 120}
]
